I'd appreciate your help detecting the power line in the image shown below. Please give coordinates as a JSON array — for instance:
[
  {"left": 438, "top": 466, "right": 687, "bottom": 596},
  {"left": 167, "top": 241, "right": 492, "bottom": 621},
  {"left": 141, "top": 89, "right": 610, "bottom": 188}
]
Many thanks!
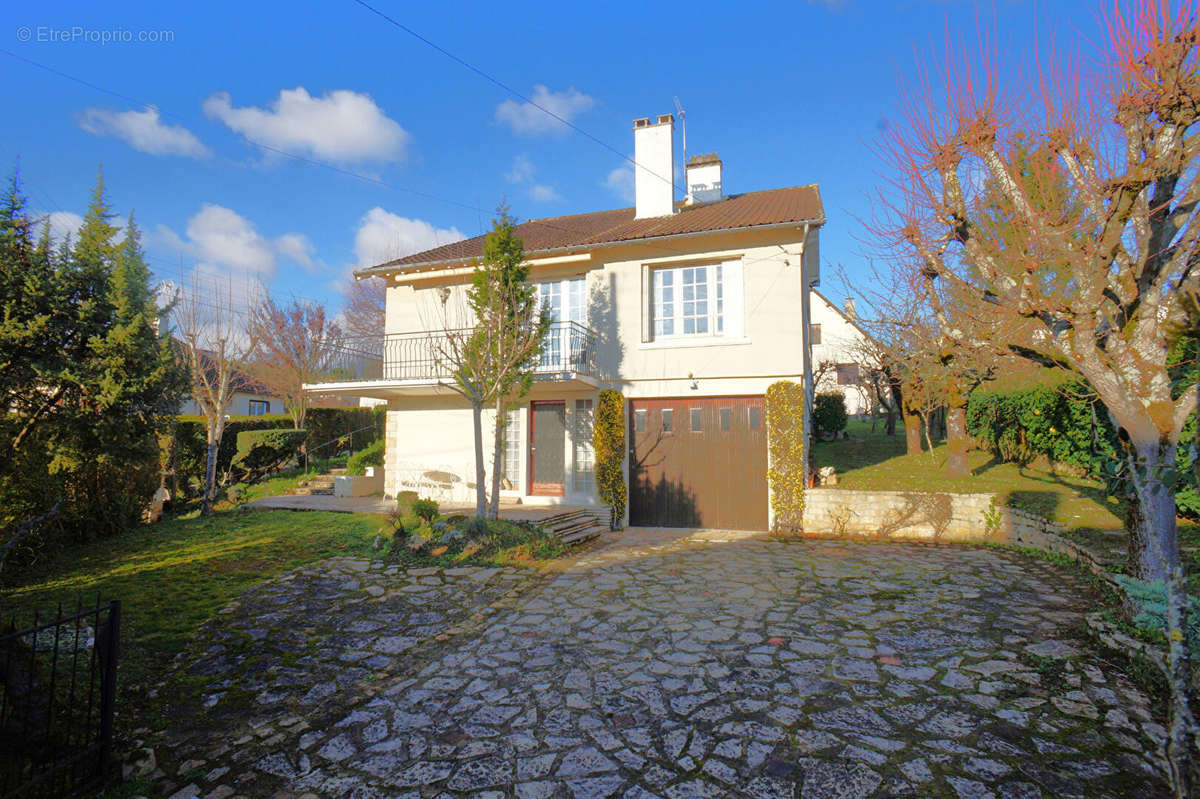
[{"left": 346, "top": 0, "right": 682, "bottom": 193}]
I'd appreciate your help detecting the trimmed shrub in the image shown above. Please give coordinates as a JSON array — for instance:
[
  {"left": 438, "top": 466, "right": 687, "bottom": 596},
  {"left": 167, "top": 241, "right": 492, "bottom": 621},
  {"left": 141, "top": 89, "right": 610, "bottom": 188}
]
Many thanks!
[
  {"left": 412, "top": 498, "right": 439, "bottom": 523},
  {"left": 594, "top": 389, "right": 626, "bottom": 527},
  {"left": 347, "top": 439, "right": 385, "bottom": 476},
  {"left": 766, "top": 381, "right": 806, "bottom": 532},
  {"left": 233, "top": 429, "right": 307, "bottom": 481},
  {"left": 813, "top": 392, "right": 848, "bottom": 439},
  {"left": 304, "top": 406, "right": 386, "bottom": 459}
]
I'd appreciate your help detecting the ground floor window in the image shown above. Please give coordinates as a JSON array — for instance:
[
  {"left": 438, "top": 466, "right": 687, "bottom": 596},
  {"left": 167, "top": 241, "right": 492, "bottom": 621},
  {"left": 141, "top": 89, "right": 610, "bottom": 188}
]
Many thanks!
[
  {"left": 248, "top": 399, "right": 269, "bottom": 416},
  {"left": 503, "top": 408, "right": 522, "bottom": 489},
  {"left": 573, "top": 398, "right": 595, "bottom": 493}
]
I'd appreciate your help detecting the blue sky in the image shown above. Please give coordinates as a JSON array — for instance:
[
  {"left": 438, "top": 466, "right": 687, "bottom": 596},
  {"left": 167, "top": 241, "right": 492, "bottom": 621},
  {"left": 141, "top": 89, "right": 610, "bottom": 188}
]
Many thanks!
[{"left": 1, "top": 0, "right": 1107, "bottom": 316}]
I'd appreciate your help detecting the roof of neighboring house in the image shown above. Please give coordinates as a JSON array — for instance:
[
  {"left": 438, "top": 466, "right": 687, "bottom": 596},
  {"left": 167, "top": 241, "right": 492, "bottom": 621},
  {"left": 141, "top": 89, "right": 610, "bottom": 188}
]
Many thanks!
[
  {"left": 811, "top": 288, "right": 877, "bottom": 347},
  {"left": 358, "top": 185, "right": 824, "bottom": 276}
]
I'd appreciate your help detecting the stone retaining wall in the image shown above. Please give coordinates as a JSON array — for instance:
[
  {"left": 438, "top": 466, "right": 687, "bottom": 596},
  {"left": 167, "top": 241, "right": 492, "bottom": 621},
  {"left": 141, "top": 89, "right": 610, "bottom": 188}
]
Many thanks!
[{"left": 802, "top": 487, "right": 1075, "bottom": 547}]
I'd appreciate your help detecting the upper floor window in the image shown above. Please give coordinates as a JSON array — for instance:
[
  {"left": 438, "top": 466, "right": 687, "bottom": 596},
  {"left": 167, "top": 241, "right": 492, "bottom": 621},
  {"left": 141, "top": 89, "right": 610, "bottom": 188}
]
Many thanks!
[
  {"left": 837, "top": 363, "right": 860, "bottom": 385},
  {"left": 653, "top": 264, "right": 724, "bottom": 338},
  {"left": 810, "top": 324, "right": 822, "bottom": 345},
  {"left": 248, "top": 400, "right": 269, "bottom": 416}
]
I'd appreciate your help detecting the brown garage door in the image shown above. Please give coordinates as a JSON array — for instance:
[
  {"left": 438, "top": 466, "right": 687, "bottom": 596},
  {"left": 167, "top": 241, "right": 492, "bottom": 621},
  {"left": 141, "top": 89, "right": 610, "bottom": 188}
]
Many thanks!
[{"left": 629, "top": 396, "right": 768, "bottom": 530}]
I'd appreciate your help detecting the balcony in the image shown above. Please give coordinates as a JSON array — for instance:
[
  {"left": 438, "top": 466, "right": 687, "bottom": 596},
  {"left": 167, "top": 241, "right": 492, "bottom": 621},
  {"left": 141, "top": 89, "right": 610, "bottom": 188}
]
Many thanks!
[{"left": 308, "top": 321, "right": 600, "bottom": 398}]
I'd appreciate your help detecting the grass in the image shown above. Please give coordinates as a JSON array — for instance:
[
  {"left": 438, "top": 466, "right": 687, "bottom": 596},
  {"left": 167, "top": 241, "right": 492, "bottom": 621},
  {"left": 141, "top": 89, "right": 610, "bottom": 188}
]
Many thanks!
[
  {"left": 816, "top": 417, "right": 1199, "bottom": 592},
  {"left": 0, "top": 508, "right": 389, "bottom": 740}
]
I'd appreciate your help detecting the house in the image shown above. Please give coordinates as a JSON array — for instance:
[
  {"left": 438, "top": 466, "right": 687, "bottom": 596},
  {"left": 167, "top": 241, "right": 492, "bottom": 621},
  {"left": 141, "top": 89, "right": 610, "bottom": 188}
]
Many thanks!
[
  {"left": 809, "top": 291, "right": 876, "bottom": 416},
  {"left": 307, "top": 113, "right": 826, "bottom": 531},
  {"left": 175, "top": 346, "right": 287, "bottom": 418}
]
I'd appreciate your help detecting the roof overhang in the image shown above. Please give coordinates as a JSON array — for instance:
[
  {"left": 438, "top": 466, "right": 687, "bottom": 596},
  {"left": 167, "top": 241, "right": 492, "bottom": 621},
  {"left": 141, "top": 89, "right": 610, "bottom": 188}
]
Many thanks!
[{"left": 354, "top": 217, "right": 825, "bottom": 281}]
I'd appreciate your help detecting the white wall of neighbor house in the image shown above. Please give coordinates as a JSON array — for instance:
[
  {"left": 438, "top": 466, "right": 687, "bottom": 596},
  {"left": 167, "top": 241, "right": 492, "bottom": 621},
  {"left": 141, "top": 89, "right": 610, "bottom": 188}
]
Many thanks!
[
  {"left": 808, "top": 292, "right": 872, "bottom": 415},
  {"left": 179, "top": 391, "right": 282, "bottom": 417}
]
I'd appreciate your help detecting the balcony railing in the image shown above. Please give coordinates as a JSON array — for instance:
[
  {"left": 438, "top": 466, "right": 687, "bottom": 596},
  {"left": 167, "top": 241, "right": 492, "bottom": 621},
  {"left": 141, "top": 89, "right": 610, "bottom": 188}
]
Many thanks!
[{"left": 316, "top": 321, "right": 597, "bottom": 384}]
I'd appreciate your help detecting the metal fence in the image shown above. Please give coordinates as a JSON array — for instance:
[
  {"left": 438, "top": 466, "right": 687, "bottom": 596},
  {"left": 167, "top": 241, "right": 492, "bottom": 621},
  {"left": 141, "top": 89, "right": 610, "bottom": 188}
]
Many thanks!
[
  {"left": 381, "top": 321, "right": 597, "bottom": 381},
  {"left": 1, "top": 598, "right": 120, "bottom": 798}
]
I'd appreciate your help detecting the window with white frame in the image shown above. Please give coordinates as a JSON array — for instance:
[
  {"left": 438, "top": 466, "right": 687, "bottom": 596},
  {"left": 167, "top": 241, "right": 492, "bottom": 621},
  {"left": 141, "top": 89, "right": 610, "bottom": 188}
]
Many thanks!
[
  {"left": 573, "top": 398, "right": 595, "bottom": 492},
  {"left": 502, "top": 408, "right": 522, "bottom": 489},
  {"left": 650, "top": 261, "right": 742, "bottom": 339},
  {"left": 537, "top": 277, "right": 586, "bottom": 368}
]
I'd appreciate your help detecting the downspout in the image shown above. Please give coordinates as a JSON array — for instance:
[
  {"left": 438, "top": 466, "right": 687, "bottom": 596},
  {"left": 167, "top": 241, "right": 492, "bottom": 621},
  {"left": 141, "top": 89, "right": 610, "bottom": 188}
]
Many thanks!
[{"left": 798, "top": 223, "right": 816, "bottom": 492}]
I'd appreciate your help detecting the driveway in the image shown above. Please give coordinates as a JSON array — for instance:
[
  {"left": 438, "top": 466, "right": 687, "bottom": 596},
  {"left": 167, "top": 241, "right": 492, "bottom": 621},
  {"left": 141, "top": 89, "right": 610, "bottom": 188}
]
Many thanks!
[{"left": 153, "top": 529, "right": 1168, "bottom": 799}]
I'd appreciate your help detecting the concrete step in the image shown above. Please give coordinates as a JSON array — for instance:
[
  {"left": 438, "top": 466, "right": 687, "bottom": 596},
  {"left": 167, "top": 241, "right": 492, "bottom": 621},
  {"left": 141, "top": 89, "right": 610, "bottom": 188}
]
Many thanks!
[{"left": 561, "top": 524, "right": 608, "bottom": 544}]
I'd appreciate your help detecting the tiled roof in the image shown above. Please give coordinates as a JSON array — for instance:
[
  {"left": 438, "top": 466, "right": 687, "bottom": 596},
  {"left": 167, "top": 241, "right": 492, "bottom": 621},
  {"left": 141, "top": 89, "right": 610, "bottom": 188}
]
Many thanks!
[{"left": 358, "top": 185, "right": 823, "bottom": 275}]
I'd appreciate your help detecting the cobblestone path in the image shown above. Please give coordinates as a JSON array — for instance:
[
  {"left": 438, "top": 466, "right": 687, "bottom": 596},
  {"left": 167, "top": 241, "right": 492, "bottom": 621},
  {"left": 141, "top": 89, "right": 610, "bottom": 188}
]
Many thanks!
[{"left": 153, "top": 530, "right": 1170, "bottom": 799}]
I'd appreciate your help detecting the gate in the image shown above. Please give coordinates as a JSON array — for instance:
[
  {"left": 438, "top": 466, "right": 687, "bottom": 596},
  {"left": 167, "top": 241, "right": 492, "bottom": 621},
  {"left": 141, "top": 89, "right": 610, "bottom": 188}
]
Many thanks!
[{"left": 1, "top": 597, "right": 120, "bottom": 798}]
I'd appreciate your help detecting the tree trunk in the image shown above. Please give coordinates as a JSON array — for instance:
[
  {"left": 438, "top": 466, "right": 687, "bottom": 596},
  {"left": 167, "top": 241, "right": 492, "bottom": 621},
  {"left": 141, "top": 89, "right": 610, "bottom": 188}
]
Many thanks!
[
  {"left": 903, "top": 407, "right": 923, "bottom": 455},
  {"left": 945, "top": 403, "right": 969, "bottom": 478},
  {"left": 201, "top": 419, "right": 222, "bottom": 516},
  {"left": 885, "top": 403, "right": 896, "bottom": 437},
  {"left": 488, "top": 397, "right": 504, "bottom": 521},
  {"left": 1125, "top": 438, "right": 1182, "bottom": 582},
  {"left": 1164, "top": 566, "right": 1199, "bottom": 799},
  {"left": 471, "top": 400, "right": 486, "bottom": 518}
]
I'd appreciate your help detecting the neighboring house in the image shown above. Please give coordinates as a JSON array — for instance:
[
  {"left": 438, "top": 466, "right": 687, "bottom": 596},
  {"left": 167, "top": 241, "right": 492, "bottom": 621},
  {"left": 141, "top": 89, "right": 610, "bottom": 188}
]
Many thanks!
[
  {"left": 178, "top": 371, "right": 285, "bottom": 418},
  {"left": 809, "top": 290, "right": 876, "bottom": 416},
  {"left": 308, "top": 113, "right": 825, "bottom": 531}
]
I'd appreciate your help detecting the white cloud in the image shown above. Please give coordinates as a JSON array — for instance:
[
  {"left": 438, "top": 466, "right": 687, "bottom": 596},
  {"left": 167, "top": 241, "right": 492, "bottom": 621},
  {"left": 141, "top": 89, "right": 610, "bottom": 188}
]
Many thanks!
[
  {"left": 44, "top": 211, "right": 84, "bottom": 246},
  {"left": 505, "top": 154, "right": 536, "bottom": 184},
  {"left": 203, "top": 87, "right": 409, "bottom": 164},
  {"left": 494, "top": 85, "right": 595, "bottom": 136},
  {"left": 156, "top": 204, "right": 278, "bottom": 280},
  {"left": 529, "top": 184, "right": 563, "bottom": 203},
  {"left": 78, "top": 106, "right": 210, "bottom": 158},
  {"left": 354, "top": 207, "right": 464, "bottom": 269},
  {"left": 504, "top": 155, "right": 562, "bottom": 203},
  {"left": 602, "top": 166, "right": 635, "bottom": 204},
  {"left": 275, "top": 232, "right": 316, "bottom": 271}
]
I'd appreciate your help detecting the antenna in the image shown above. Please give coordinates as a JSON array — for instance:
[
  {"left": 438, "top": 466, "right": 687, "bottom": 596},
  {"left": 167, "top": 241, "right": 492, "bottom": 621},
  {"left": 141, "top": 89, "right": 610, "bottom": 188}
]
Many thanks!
[
  {"left": 673, "top": 96, "right": 687, "bottom": 175},
  {"left": 672, "top": 95, "right": 691, "bottom": 199}
]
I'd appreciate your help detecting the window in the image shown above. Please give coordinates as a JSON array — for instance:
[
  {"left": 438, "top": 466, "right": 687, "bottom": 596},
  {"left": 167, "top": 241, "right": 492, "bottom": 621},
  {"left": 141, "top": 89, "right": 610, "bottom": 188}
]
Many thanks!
[
  {"left": 537, "top": 277, "right": 586, "bottom": 368},
  {"left": 573, "top": 399, "right": 594, "bottom": 492},
  {"left": 502, "top": 409, "right": 522, "bottom": 488},
  {"left": 635, "top": 408, "right": 647, "bottom": 433},
  {"left": 248, "top": 400, "right": 269, "bottom": 416},
  {"left": 719, "top": 407, "right": 731, "bottom": 431},
  {"left": 837, "top": 363, "right": 860, "bottom": 385},
  {"left": 690, "top": 407, "right": 703, "bottom": 432},
  {"left": 749, "top": 406, "right": 762, "bottom": 432},
  {"left": 653, "top": 264, "right": 722, "bottom": 338},
  {"left": 661, "top": 408, "right": 673, "bottom": 433},
  {"left": 810, "top": 324, "right": 822, "bottom": 345}
]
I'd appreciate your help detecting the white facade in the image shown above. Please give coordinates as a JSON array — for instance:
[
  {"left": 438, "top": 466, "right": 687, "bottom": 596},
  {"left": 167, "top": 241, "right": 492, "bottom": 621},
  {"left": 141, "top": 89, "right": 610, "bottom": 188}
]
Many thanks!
[{"left": 808, "top": 289, "right": 873, "bottom": 415}]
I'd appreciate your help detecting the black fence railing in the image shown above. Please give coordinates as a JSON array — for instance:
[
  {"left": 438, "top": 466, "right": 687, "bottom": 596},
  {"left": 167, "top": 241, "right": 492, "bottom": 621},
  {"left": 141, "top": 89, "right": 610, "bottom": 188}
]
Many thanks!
[
  {"left": 314, "top": 321, "right": 598, "bottom": 384},
  {"left": 1, "top": 598, "right": 120, "bottom": 798}
]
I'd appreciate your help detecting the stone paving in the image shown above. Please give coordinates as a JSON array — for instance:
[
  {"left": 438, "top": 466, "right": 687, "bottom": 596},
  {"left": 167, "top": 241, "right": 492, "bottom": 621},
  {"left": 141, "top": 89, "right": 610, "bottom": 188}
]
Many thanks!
[{"left": 151, "top": 529, "right": 1171, "bottom": 799}]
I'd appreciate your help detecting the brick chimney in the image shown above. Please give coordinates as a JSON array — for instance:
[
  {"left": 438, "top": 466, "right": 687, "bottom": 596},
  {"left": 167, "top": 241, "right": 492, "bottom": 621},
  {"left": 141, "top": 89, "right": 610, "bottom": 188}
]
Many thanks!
[{"left": 633, "top": 114, "right": 674, "bottom": 219}]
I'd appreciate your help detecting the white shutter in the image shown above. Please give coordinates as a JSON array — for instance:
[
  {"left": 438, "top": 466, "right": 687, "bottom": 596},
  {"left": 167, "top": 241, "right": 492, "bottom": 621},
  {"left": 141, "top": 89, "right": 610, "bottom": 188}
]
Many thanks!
[{"left": 722, "top": 258, "right": 744, "bottom": 338}]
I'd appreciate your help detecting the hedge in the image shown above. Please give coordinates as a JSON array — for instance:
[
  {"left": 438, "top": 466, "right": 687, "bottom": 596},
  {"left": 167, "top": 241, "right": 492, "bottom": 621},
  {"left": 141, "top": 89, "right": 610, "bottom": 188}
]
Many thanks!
[
  {"left": 347, "top": 439, "right": 385, "bottom": 476},
  {"left": 594, "top": 390, "right": 626, "bottom": 527},
  {"left": 234, "top": 429, "right": 308, "bottom": 481},
  {"left": 163, "top": 406, "right": 386, "bottom": 499},
  {"left": 965, "top": 382, "right": 1118, "bottom": 475},
  {"left": 766, "top": 381, "right": 806, "bottom": 532}
]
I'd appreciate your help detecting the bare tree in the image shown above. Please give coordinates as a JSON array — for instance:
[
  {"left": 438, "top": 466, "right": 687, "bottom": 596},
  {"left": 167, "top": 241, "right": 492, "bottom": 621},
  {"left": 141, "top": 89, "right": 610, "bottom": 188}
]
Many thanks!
[
  {"left": 877, "top": 3, "right": 1199, "bottom": 789},
  {"left": 172, "top": 273, "right": 255, "bottom": 515},
  {"left": 343, "top": 275, "right": 386, "bottom": 343},
  {"left": 247, "top": 293, "right": 345, "bottom": 429}
]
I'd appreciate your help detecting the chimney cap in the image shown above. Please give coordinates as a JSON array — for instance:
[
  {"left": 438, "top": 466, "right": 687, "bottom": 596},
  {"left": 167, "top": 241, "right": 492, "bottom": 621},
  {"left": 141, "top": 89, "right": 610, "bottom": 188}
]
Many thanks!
[
  {"left": 633, "top": 115, "right": 673, "bottom": 129},
  {"left": 687, "top": 152, "right": 721, "bottom": 167}
]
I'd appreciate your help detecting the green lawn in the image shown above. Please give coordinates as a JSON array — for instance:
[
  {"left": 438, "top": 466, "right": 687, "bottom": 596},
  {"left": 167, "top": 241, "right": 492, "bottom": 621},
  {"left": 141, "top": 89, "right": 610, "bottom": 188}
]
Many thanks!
[
  {"left": 0, "top": 509, "right": 389, "bottom": 739},
  {"left": 815, "top": 417, "right": 1199, "bottom": 589}
]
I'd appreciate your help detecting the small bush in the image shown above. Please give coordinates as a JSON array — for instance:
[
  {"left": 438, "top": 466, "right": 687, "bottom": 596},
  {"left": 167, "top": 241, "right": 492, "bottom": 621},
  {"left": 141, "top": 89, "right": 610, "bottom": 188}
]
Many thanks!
[
  {"left": 412, "top": 498, "right": 439, "bottom": 523},
  {"left": 458, "top": 516, "right": 490, "bottom": 540},
  {"left": 813, "top": 392, "right": 848, "bottom": 439},
  {"left": 346, "top": 439, "right": 385, "bottom": 476},
  {"left": 233, "top": 429, "right": 307, "bottom": 482},
  {"left": 396, "top": 490, "right": 419, "bottom": 514}
]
